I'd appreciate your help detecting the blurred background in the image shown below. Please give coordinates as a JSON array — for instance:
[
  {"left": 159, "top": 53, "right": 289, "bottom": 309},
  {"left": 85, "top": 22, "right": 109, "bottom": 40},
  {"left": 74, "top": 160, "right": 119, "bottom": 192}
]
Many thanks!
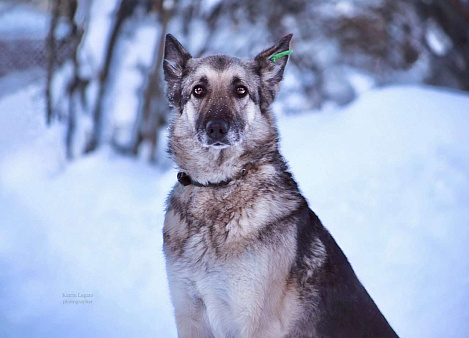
[
  {"left": 0, "top": 0, "right": 468, "bottom": 337},
  {"left": 0, "top": 0, "right": 468, "bottom": 160}
]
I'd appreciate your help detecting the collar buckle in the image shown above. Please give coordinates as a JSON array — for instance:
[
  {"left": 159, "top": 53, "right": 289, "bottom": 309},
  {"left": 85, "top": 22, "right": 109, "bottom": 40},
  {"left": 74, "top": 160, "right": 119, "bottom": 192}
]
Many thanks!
[{"left": 177, "top": 172, "right": 192, "bottom": 186}]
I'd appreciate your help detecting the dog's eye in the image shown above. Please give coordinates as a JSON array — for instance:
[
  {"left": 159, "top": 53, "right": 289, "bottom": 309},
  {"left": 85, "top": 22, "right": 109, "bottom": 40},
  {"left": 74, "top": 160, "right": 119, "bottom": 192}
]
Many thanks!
[
  {"left": 193, "top": 86, "right": 205, "bottom": 97},
  {"left": 235, "top": 86, "right": 248, "bottom": 97}
]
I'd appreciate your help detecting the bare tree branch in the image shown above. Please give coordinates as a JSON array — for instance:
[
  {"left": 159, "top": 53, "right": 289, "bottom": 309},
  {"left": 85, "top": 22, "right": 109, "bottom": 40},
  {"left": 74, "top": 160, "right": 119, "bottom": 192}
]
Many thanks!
[
  {"left": 84, "top": 0, "right": 138, "bottom": 154},
  {"left": 45, "top": 0, "right": 60, "bottom": 125}
]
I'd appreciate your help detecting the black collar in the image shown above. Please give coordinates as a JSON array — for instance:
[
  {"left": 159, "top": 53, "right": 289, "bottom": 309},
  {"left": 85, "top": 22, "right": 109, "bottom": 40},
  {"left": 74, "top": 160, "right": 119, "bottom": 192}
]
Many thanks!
[{"left": 177, "top": 163, "right": 256, "bottom": 187}]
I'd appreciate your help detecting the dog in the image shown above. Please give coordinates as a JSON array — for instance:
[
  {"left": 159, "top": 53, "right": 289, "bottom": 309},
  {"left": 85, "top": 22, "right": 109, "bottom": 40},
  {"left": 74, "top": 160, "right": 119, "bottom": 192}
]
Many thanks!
[{"left": 162, "top": 33, "right": 398, "bottom": 338}]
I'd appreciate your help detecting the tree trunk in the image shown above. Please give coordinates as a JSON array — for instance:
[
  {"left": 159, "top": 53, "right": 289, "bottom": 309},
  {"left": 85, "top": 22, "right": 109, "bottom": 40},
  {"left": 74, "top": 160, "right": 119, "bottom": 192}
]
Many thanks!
[
  {"left": 131, "top": 0, "right": 175, "bottom": 162},
  {"left": 84, "top": 0, "right": 137, "bottom": 154},
  {"left": 45, "top": 0, "right": 60, "bottom": 125},
  {"left": 65, "top": 0, "right": 86, "bottom": 160},
  {"left": 418, "top": 0, "right": 469, "bottom": 90}
]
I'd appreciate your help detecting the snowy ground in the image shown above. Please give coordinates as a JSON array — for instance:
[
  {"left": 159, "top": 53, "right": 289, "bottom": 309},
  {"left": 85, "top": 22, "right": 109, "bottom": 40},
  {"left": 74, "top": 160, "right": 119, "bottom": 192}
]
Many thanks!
[{"left": 0, "top": 83, "right": 469, "bottom": 337}]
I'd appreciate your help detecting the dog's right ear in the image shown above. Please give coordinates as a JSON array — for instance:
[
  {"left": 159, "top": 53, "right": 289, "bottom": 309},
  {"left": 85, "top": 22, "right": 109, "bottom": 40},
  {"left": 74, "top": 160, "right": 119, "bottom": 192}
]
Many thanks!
[{"left": 163, "top": 34, "right": 192, "bottom": 104}]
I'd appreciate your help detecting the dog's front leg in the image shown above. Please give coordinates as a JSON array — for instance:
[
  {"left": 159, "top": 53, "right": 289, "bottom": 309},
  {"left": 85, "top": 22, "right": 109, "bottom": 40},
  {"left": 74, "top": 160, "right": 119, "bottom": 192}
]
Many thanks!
[
  {"left": 174, "top": 308, "right": 212, "bottom": 338},
  {"left": 231, "top": 296, "right": 281, "bottom": 338},
  {"left": 168, "top": 278, "right": 213, "bottom": 338},
  {"left": 227, "top": 257, "right": 294, "bottom": 338}
]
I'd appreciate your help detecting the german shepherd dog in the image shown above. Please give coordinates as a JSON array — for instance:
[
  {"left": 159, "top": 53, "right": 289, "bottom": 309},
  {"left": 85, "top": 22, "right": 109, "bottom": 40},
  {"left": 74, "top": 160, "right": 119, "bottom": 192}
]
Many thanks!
[{"left": 162, "top": 34, "right": 398, "bottom": 338}]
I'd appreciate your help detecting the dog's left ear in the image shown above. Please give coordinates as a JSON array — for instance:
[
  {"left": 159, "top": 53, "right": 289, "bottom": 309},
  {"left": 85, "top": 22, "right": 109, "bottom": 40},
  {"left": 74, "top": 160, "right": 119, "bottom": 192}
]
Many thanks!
[{"left": 255, "top": 34, "right": 293, "bottom": 110}]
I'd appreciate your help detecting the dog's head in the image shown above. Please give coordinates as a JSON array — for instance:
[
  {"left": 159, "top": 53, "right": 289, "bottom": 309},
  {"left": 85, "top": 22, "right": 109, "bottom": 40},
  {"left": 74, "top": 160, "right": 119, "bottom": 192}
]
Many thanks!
[{"left": 163, "top": 34, "right": 292, "bottom": 182}]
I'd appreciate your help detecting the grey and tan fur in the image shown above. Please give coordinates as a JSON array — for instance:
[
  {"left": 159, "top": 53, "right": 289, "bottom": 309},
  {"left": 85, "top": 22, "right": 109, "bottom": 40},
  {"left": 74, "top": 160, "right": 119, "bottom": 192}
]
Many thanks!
[{"left": 162, "top": 34, "right": 398, "bottom": 338}]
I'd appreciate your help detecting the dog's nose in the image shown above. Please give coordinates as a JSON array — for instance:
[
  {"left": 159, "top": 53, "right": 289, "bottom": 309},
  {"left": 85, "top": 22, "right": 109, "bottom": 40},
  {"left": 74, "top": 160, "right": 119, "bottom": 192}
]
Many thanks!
[{"left": 206, "top": 120, "right": 229, "bottom": 141}]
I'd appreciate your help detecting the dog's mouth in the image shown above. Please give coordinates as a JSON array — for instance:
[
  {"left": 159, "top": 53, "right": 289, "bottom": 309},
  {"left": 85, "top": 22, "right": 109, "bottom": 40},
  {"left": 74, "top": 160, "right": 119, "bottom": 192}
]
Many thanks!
[
  {"left": 196, "top": 132, "right": 242, "bottom": 149},
  {"left": 208, "top": 141, "right": 230, "bottom": 149}
]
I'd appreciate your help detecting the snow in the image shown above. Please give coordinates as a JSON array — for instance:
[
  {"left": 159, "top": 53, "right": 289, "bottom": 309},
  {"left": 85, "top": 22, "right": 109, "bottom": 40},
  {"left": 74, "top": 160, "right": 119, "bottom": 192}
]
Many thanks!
[
  {"left": 0, "top": 2, "right": 70, "bottom": 41},
  {"left": 1, "top": 83, "right": 469, "bottom": 337},
  {"left": 0, "top": 87, "right": 177, "bottom": 337},
  {"left": 278, "top": 85, "right": 469, "bottom": 337},
  {"left": 0, "top": 3, "right": 48, "bottom": 40}
]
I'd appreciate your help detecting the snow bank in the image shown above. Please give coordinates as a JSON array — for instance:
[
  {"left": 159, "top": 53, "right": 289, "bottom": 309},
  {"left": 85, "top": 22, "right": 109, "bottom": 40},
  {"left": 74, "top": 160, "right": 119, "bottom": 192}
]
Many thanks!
[
  {"left": 1, "top": 84, "right": 468, "bottom": 337},
  {"left": 0, "top": 3, "right": 49, "bottom": 40},
  {"left": 0, "top": 84, "right": 177, "bottom": 337},
  {"left": 278, "top": 85, "right": 469, "bottom": 337}
]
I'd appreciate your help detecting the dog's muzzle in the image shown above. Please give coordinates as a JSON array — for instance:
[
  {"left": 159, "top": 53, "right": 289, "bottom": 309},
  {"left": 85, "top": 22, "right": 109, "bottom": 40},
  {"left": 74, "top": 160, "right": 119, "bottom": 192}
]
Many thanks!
[{"left": 204, "top": 119, "right": 231, "bottom": 147}]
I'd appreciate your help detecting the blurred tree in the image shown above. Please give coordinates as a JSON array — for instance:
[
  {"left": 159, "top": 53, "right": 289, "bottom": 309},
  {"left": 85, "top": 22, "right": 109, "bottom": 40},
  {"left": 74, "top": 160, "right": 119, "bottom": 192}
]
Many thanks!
[
  {"left": 43, "top": 0, "right": 78, "bottom": 126},
  {"left": 45, "top": 0, "right": 60, "bottom": 125},
  {"left": 84, "top": 0, "right": 142, "bottom": 153},
  {"left": 65, "top": 0, "right": 87, "bottom": 160},
  {"left": 417, "top": 0, "right": 469, "bottom": 90},
  {"left": 128, "top": 0, "right": 177, "bottom": 162}
]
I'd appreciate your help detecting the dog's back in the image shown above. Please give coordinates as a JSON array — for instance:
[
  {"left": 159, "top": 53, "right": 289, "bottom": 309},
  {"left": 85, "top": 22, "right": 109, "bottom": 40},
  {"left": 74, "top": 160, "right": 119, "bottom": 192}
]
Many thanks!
[{"left": 289, "top": 207, "right": 397, "bottom": 337}]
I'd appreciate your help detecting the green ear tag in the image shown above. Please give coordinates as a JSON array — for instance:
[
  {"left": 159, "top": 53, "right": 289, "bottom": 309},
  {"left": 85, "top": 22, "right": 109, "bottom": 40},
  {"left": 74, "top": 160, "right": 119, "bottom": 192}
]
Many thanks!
[{"left": 269, "top": 49, "right": 293, "bottom": 63}]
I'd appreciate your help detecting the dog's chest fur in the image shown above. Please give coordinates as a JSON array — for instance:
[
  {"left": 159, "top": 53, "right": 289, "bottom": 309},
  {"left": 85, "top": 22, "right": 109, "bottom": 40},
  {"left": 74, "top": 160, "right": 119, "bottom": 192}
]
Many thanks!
[{"left": 163, "top": 165, "right": 304, "bottom": 337}]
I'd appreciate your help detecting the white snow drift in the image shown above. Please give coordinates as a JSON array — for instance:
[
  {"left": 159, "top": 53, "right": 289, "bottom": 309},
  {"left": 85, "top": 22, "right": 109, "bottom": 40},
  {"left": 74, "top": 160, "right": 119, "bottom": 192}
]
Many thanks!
[{"left": 0, "top": 84, "right": 468, "bottom": 337}]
